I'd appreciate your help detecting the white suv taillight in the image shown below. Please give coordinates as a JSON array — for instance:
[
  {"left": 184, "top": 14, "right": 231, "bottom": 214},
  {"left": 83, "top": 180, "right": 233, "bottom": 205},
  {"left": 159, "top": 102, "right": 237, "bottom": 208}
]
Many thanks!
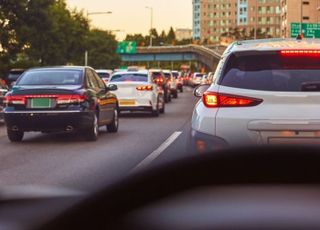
[{"left": 203, "top": 91, "right": 263, "bottom": 108}]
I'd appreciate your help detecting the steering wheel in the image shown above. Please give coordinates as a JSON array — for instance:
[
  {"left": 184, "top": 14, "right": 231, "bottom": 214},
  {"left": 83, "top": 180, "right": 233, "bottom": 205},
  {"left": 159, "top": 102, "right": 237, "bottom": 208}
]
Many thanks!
[{"left": 39, "top": 145, "right": 320, "bottom": 230}]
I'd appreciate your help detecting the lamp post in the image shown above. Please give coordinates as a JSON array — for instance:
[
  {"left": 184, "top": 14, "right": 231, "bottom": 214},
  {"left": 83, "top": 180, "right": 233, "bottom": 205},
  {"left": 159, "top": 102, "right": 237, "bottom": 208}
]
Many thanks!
[
  {"left": 85, "top": 11, "right": 112, "bottom": 66},
  {"left": 146, "top": 6, "right": 153, "bottom": 47},
  {"left": 254, "top": 0, "right": 258, "bottom": 39},
  {"left": 300, "top": 0, "right": 303, "bottom": 35}
]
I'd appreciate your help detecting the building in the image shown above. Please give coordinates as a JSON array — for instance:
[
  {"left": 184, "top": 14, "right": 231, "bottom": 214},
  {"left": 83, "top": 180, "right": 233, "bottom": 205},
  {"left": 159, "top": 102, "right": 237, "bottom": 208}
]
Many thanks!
[
  {"left": 281, "top": 0, "right": 320, "bottom": 38},
  {"left": 175, "top": 28, "right": 193, "bottom": 40},
  {"left": 193, "top": 0, "right": 201, "bottom": 39},
  {"left": 192, "top": 0, "right": 282, "bottom": 43}
]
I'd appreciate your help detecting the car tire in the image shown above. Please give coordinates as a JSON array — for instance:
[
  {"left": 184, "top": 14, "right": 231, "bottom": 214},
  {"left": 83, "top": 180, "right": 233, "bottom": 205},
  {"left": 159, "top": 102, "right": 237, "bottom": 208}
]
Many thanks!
[
  {"left": 7, "top": 129, "right": 24, "bottom": 142},
  {"left": 173, "top": 91, "right": 178, "bottom": 99},
  {"left": 86, "top": 113, "right": 99, "bottom": 141},
  {"left": 164, "top": 88, "right": 169, "bottom": 103},
  {"left": 107, "top": 108, "right": 119, "bottom": 133},
  {"left": 159, "top": 96, "right": 165, "bottom": 114},
  {"left": 152, "top": 99, "right": 160, "bottom": 117}
]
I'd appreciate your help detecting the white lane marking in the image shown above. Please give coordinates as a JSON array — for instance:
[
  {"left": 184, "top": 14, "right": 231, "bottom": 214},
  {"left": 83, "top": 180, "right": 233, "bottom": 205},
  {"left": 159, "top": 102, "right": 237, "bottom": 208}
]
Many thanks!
[{"left": 131, "top": 131, "right": 182, "bottom": 173}]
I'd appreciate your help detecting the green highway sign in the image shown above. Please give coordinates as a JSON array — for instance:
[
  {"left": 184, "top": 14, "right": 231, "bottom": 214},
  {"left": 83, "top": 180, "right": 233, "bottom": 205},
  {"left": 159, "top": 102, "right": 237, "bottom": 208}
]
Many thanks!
[
  {"left": 291, "top": 22, "right": 320, "bottom": 38},
  {"left": 116, "top": 41, "right": 137, "bottom": 54}
]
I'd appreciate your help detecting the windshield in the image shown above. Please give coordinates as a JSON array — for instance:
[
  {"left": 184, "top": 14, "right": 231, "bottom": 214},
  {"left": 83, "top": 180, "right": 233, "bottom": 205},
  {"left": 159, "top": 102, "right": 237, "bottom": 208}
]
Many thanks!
[
  {"left": 17, "top": 70, "right": 83, "bottom": 85},
  {"left": 3, "top": 1, "right": 320, "bottom": 228},
  {"left": 110, "top": 73, "right": 148, "bottom": 82}
]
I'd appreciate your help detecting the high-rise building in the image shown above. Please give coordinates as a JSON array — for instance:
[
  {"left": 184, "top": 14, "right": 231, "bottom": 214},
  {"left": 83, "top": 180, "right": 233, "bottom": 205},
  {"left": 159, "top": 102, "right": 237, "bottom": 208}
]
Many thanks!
[
  {"left": 281, "top": 0, "right": 320, "bottom": 38},
  {"left": 193, "top": 0, "right": 202, "bottom": 39},
  {"left": 192, "top": 0, "right": 282, "bottom": 42}
]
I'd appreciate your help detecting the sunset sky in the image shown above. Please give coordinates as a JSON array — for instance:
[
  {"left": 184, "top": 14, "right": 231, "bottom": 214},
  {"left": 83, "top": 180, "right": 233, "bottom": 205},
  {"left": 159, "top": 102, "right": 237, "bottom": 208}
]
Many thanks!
[{"left": 66, "top": 0, "right": 192, "bottom": 40}]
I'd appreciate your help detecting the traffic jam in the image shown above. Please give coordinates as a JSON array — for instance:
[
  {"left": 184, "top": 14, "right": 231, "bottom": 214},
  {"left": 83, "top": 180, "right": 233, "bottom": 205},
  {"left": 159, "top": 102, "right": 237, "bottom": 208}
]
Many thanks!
[{"left": 0, "top": 66, "right": 194, "bottom": 142}]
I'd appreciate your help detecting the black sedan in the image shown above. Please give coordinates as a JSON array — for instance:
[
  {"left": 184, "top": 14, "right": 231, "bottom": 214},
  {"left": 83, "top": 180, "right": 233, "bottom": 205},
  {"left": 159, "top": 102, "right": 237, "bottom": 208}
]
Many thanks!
[{"left": 4, "top": 66, "right": 119, "bottom": 142}]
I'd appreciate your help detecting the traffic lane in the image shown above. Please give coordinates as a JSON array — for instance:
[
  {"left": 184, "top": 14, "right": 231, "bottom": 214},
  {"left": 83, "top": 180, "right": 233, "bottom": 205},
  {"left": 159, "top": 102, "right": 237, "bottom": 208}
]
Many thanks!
[
  {"left": 0, "top": 87, "right": 197, "bottom": 192},
  {"left": 148, "top": 119, "right": 196, "bottom": 169}
]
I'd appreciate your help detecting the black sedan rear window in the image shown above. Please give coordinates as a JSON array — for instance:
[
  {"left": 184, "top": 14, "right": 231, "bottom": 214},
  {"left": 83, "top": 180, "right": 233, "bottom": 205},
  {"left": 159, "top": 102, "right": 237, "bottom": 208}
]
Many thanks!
[
  {"left": 110, "top": 73, "right": 148, "bottom": 82},
  {"left": 221, "top": 53, "right": 320, "bottom": 92},
  {"left": 17, "top": 70, "right": 83, "bottom": 86}
]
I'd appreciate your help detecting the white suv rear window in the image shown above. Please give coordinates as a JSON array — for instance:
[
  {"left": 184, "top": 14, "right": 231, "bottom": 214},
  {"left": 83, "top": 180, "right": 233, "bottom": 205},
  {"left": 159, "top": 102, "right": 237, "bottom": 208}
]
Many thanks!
[{"left": 220, "top": 52, "right": 320, "bottom": 92}]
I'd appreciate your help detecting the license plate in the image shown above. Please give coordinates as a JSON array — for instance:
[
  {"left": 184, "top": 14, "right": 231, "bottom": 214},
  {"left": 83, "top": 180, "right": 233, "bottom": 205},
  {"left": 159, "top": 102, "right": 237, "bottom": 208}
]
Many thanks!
[
  {"left": 31, "top": 98, "right": 52, "bottom": 108},
  {"left": 119, "top": 99, "right": 136, "bottom": 106}
]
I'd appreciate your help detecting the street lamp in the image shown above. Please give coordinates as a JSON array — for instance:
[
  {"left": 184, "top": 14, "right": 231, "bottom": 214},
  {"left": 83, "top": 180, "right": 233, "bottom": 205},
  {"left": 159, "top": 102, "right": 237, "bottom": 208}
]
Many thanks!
[
  {"left": 254, "top": 0, "right": 258, "bottom": 39},
  {"left": 146, "top": 6, "right": 153, "bottom": 47},
  {"left": 85, "top": 11, "right": 112, "bottom": 66}
]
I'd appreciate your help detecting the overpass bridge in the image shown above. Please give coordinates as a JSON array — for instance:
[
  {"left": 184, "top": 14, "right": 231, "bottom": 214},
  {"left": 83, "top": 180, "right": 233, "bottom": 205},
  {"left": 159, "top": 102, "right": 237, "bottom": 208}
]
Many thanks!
[{"left": 120, "top": 45, "right": 226, "bottom": 71}]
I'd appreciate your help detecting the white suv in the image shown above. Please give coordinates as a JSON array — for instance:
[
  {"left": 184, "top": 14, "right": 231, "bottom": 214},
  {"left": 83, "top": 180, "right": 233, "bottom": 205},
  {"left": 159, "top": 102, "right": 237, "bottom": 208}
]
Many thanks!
[{"left": 190, "top": 38, "right": 320, "bottom": 153}]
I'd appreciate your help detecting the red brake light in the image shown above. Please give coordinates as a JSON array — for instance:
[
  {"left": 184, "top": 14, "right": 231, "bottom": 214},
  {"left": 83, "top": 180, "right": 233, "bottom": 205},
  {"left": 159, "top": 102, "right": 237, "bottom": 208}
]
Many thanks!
[
  {"left": 155, "top": 78, "right": 163, "bottom": 84},
  {"left": 136, "top": 85, "right": 153, "bottom": 91},
  {"left": 56, "top": 94, "right": 86, "bottom": 104},
  {"left": 4, "top": 94, "right": 85, "bottom": 106},
  {"left": 280, "top": 50, "right": 320, "bottom": 57},
  {"left": 4, "top": 95, "right": 26, "bottom": 105},
  {"left": 202, "top": 92, "right": 262, "bottom": 108}
]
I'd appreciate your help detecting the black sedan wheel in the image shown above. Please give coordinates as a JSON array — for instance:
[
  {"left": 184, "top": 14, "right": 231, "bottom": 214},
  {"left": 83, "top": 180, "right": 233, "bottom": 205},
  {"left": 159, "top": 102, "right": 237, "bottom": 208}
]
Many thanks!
[
  {"left": 86, "top": 113, "right": 99, "bottom": 141},
  {"left": 107, "top": 109, "right": 119, "bottom": 133},
  {"left": 159, "top": 95, "right": 165, "bottom": 114},
  {"left": 7, "top": 129, "right": 24, "bottom": 142}
]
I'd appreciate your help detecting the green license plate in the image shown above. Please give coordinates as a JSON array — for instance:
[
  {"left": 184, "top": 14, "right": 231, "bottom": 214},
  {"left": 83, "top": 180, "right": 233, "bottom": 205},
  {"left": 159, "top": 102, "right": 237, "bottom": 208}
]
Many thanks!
[{"left": 31, "top": 98, "right": 51, "bottom": 108}]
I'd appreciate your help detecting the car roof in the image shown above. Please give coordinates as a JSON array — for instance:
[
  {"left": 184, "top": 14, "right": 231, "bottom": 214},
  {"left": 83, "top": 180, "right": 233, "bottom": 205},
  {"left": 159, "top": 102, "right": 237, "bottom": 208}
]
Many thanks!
[
  {"left": 96, "top": 69, "right": 113, "bottom": 73},
  {"left": 27, "top": 66, "right": 86, "bottom": 72},
  {"left": 112, "top": 70, "right": 149, "bottom": 75},
  {"left": 225, "top": 38, "right": 320, "bottom": 55}
]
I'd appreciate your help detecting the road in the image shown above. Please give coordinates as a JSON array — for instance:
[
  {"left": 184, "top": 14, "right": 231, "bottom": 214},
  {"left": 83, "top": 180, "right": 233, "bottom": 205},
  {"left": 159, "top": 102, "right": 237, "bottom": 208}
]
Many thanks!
[{"left": 0, "top": 87, "right": 199, "bottom": 192}]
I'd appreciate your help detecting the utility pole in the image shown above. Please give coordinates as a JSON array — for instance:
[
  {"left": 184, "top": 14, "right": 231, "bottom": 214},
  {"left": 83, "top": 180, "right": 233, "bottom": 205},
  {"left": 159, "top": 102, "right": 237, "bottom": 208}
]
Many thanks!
[
  {"left": 85, "top": 11, "right": 112, "bottom": 66},
  {"left": 146, "top": 6, "right": 153, "bottom": 47},
  {"left": 254, "top": 0, "right": 258, "bottom": 39},
  {"left": 300, "top": 0, "right": 303, "bottom": 35}
]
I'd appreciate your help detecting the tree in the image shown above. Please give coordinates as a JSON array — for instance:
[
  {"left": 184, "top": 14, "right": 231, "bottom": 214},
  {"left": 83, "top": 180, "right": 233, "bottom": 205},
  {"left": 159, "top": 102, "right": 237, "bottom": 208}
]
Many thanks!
[
  {"left": 166, "top": 27, "right": 176, "bottom": 45},
  {"left": 0, "top": 0, "right": 29, "bottom": 75},
  {"left": 86, "top": 29, "right": 121, "bottom": 69},
  {"left": 125, "top": 34, "right": 147, "bottom": 46},
  {"left": 21, "top": 0, "right": 89, "bottom": 66}
]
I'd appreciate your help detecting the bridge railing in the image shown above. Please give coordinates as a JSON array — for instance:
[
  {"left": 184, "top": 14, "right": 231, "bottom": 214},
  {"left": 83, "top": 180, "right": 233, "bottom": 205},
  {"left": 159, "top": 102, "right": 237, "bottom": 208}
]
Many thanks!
[{"left": 137, "top": 44, "right": 225, "bottom": 59}]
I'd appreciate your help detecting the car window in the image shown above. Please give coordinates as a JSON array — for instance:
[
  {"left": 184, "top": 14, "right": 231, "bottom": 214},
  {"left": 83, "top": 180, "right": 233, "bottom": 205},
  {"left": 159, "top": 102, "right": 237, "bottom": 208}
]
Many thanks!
[
  {"left": 163, "top": 73, "right": 172, "bottom": 79},
  {"left": 110, "top": 73, "right": 148, "bottom": 82},
  {"left": 92, "top": 71, "right": 106, "bottom": 89},
  {"left": 220, "top": 53, "right": 320, "bottom": 92},
  {"left": 172, "top": 72, "right": 179, "bottom": 78},
  {"left": 17, "top": 70, "right": 83, "bottom": 85},
  {"left": 97, "top": 72, "right": 110, "bottom": 79},
  {"left": 195, "top": 74, "right": 204, "bottom": 78},
  {"left": 86, "top": 69, "right": 100, "bottom": 88}
]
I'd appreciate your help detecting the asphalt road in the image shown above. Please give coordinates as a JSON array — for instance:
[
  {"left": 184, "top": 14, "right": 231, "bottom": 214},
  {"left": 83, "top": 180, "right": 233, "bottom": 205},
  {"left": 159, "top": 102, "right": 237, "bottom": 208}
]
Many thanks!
[{"left": 0, "top": 87, "right": 199, "bottom": 192}]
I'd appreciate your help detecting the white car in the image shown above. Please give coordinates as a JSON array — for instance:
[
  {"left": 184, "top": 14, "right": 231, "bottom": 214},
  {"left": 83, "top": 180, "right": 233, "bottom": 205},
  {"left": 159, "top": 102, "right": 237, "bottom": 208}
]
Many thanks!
[
  {"left": 96, "top": 69, "right": 113, "bottom": 85},
  {"left": 163, "top": 70, "right": 178, "bottom": 98},
  {"left": 108, "top": 70, "right": 165, "bottom": 116},
  {"left": 192, "top": 72, "right": 204, "bottom": 87},
  {"left": 172, "top": 70, "right": 183, "bottom": 92},
  {"left": 191, "top": 38, "right": 320, "bottom": 153}
]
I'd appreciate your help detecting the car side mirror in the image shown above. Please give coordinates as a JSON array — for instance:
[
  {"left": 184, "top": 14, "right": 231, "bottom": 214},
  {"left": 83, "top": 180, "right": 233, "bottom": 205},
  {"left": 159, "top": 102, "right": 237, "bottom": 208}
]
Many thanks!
[
  {"left": 194, "top": 84, "right": 210, "bottom": 97},
  {"left": 107, "top": 84, "right": 118, "bottom": 91}
]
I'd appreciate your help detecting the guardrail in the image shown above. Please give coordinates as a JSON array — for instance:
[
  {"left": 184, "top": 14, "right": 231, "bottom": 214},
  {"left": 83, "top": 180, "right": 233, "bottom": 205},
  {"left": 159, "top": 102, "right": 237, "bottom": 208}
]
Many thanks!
[
  {"left": 135, "top": 44, "right": 225, "bottom": 70},
  {"left": 137, "top": 44, "right": 225, "bottom": 59}
]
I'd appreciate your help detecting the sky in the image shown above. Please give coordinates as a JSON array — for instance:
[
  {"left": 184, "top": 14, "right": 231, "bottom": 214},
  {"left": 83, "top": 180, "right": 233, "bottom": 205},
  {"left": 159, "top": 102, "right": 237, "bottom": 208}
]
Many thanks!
[{"left": 66, "top": 0, "right": 192, "bottom": 40}]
